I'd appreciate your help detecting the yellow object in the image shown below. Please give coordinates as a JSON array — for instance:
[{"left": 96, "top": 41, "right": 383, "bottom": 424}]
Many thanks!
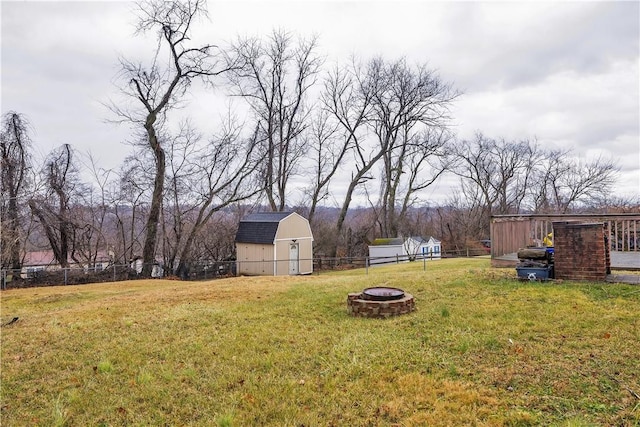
[{"left": 543, "top": 232, "right": 553, "bottom": 247}]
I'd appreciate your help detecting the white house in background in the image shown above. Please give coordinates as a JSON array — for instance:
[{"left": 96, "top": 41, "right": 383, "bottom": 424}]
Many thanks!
[
  {"left": 19, "top": 250, "right": 113, "bottom": 278},
  {"left": 368, "top": 236, "right": 442, "bottom": 265}
]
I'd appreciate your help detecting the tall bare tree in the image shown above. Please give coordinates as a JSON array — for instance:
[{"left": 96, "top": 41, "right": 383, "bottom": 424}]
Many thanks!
[
  {"left": 529, "top": 147, "right": 571, "bottom": 213},
  {"left": 370, "top": 59, "right": 458, "bottom": 237},
  {"left": 157, "top": 119, "right": 262, "bottom": 278},
  {"left": 74, "top": 156, "right": 115, "bottom": 268},
  {"left": 28, "top": 144, "right": 81, "bottom": 268},
  {"left": 452, "top": 133, "right": 539, "bottom": 218},
  {"left": 303, "top": 109, "right": 348, "bottom": 224},
  {"left": 175, "top": 134, "right": 262, "bottom": 276},
  {"left": 161, "top": 121, "right": 201, "bottom": 273},
  {"left": 393, "top": 127, "right": 454, "bottom": 237},
  {"left": 322, "top": 58, "right": 377, "bottom": 257},
  {"left": 112, "top": 153, "right": 151, "bottom": 264},
  {"left": 323, "top": 57, "right": 458, "bottom": 255},
  {"left": 1, "top": 111, "right": 32, "bottom": 270},
  {"left": 227, "top": 29, "right": 322, "bottom": 211},
  {"left": 451, "top": 133, "right": 618, "bottom": 237},
  {"left": 532, "top": 150, "right": 619, "bottom": 213},
  {"left": 109, "top": 0, "right": 232, "bottom": 276}
]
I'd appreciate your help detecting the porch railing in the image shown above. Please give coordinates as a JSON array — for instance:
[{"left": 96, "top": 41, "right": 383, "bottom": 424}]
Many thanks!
[{"left": 490, "top": 213, "right": 640, "bottom": 258}]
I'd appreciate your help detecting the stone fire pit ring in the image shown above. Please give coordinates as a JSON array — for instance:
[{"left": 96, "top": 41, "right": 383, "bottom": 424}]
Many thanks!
[
  {"left": 347, "top": 286, "right": 415, "bottom": 318},
  {"left": 361, "top": 286, "right": 405, "bottom": 301}
]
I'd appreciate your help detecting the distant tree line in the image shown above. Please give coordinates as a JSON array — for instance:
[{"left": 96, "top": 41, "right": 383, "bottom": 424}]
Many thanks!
[{"left": 1, "top": 0, "right": 632, "bottom": 276}]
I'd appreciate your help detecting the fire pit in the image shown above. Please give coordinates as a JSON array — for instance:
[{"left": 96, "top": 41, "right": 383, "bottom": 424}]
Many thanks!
[
  {"left": 347, "top": 286, "right": 415, "bottom": 318},
  {"left": 361, "top": 287, "right": 405, "bottom": 301}
]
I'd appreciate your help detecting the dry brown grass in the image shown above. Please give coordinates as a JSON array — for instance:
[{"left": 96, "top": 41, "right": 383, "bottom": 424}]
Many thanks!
[{"left": 1, "top": 258, "right": 639, "bottom": 426}]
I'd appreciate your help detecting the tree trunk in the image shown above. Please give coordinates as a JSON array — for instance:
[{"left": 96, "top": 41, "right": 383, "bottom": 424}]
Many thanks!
[
  {"left": 6, "top": 196, "right": 22, "bottom": 270},
  {"left": 28, "top": 200, "right": 69, "bottom": 268},
  {"left": 142, "top": 121, "right": 166, "bottom": 277},
  {"left": 331, "top": 177, "right": 361, "bottom": 258}
]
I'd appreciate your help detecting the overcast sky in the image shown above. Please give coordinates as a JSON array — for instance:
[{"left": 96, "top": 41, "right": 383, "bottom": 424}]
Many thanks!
[{"left": 2, "top": 0, "right": 639, "bottom": 204}]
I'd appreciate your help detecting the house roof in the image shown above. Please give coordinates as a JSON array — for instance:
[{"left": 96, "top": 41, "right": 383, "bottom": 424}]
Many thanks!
[
  {"left": 370, "top": 238, "right": 404, "bottom": 246},
  {"left": 411, "top": 236, "right": 442, "bottom": 244},
  {"left": 23, "top": 251, "right": 57, "bottom": 266},
  {"left": 22, "top": 250, "right": 113, "bottom": 267},
  {"left": 235, "top": 212, "right": 295, "bottom": 244}
]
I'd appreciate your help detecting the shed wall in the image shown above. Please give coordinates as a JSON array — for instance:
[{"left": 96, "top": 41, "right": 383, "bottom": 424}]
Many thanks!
[
  {"left": 273, "top": 214, "right": 314, "bottom": 275},
  {"left": 236, "top": 243, "right": 275, "bottom": 276},
  {"left": 274, "top": 237, "right": 313, "bottom": 275},
  {"left": 369, "top": 245, "right": 404, "bottom": 264},
  {"left": 274, "top": 214, "right": 313, "bottom": 240}
]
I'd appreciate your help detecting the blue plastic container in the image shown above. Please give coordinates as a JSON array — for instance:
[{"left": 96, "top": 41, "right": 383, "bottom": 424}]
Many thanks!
[{"left": 516, "top": 266, "right": 553, "bottom": 281}]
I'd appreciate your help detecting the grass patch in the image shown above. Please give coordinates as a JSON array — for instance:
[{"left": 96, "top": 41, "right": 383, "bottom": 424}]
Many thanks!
[
  {"left": 96, "top": 360, "right": 113, "bottom": 374},
  {"left": 2, "top": 258, "right": 639, "bottom": 425}
]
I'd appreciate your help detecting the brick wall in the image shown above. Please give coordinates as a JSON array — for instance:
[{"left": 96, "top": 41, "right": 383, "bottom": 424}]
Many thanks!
[{"left": 553, "top": 221, "right": 610, "bottom": 281}]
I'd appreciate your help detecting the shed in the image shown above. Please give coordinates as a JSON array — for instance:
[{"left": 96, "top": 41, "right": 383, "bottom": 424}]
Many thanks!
[
  {"left": 368, "top": 236, "right": 441, "bottom": 265},
  {"left": 235, "top": 212, "right": 314, "bottom": 276}
]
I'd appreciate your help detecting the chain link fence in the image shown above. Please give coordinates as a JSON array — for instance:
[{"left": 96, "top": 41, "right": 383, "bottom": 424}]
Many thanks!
[
  {"left": 0, "top": 261, "right": 238, "bottom": 290},
  {"left": 1, "top": 247, "right": 488, "bottom": 290}
]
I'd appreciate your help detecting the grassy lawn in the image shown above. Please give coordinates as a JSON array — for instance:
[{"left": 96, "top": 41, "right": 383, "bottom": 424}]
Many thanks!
[{"left": 1, "top": 258, "right": 639, "bottom": 426}]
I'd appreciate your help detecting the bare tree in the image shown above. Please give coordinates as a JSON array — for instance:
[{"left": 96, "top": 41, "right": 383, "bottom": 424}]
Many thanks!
[
  {"left": 528, "top": 148, "right": 569, "bottom": 213},
  {"left": 0, "top": 111, "right": 32, "bottom": 270},
  {"left": 594, "top": 194, "right": 640, "bottom": 213},
  {"left": 532, "top": 151, "right": 619, "bottom": 213},
  {"left": 370, "top": 58, "right": 459, "bottom": 237},
  {"left": 157, "top": 118, "right": 262, "bottom": 278},
  {"left": 451, "top": 133, "right": 618, "bottom": 237},
  {"left": 227, "top": 29, "right": 322, "bottom": 211},
  {"left": 194, "top": 209, "right": 240, "bottom": 264},
  {"left": 108, "top": 0, "right": 232, "bottom": 276},
  {"left": 322, "top": 57, "right": 458, "bottom": 255},
  {"left": 302, "top": 109, "right": 347, "bottom": 224},
  {"left": 322, "top": 58, "right": 378, "bottom": 257},
  {"left": 107, "top": 151, "right": 153, "bottom": 265},
  {"left": 436, "top": 192, "right": 488, "bottom": 252},
  {"left": 160, "top": 121, "right": 201, "bottom": 273},
  {"left": 392, "top": 128, "right": 454, "bottom": 237},
  {"left": 452, "top": 133, "right": 539, "bottom": 217},
  {"left": 73, "top": 156, "right": 116, "bottom": 268},
  {"left": 28, "top": 144, "right": 81, "bottom": 268},
  {"left": 174, "top": 135, "right": 261, "bottom": 277}
]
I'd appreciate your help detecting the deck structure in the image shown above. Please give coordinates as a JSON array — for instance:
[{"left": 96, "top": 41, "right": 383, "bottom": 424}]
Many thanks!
[{"left": 491, "top": 213, "right": 640, "bottom": 270}]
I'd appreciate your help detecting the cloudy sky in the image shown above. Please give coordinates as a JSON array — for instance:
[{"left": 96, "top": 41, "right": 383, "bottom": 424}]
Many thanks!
[{"left": 2, "top": 0, "right": 639, "bottom": 204}]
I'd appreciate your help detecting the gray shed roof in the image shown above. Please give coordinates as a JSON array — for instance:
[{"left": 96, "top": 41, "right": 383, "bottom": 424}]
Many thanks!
[{"left": 235, "top": 212, "right": 294, "bottom": 244}]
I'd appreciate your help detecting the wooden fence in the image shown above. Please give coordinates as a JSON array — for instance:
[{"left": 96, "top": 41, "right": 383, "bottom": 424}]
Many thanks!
[{"left": 490, "top": 213, "right": 640, "bottom": 262}]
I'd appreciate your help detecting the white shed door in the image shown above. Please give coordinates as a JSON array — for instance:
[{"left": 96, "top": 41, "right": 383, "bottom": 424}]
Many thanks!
[{"left": 289, "top": 243, "right": 299, "bottom": 275}]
